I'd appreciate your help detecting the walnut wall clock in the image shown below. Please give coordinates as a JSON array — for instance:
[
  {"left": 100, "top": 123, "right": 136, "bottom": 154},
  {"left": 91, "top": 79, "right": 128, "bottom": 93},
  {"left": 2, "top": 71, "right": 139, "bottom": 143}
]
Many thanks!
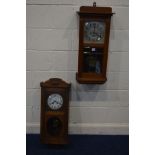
[
  {"left": 76, "top": 2, "right": 114, "bottom": 84},
  {"left": 40, "top": 78, "right": 71, "bottom": 144}
]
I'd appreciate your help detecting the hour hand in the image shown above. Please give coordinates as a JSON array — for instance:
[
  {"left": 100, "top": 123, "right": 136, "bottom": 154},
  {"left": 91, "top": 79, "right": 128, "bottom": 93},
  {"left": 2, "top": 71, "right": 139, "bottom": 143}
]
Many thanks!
[{"left": 52, "top": 101, "right": 57, "bottom": 104}]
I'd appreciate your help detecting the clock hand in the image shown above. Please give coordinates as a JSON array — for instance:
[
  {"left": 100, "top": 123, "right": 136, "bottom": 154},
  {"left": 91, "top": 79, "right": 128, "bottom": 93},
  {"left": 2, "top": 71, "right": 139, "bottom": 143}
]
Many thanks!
[{"left": 52, "top": 101, "right": 57, "bottom": 105}]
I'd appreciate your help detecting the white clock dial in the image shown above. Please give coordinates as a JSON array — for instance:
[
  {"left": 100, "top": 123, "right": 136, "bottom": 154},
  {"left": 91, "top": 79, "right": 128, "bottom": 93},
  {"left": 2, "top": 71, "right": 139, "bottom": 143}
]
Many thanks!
[{"left": 47, "top": 94, "right": 63, "bottom": 110}]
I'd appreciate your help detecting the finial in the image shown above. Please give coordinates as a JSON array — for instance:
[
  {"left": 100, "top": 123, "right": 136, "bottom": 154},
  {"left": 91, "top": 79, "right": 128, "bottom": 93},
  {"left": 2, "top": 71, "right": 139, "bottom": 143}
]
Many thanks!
[{"left": 93, "top": 2, "right": 96, "bottom": 7}]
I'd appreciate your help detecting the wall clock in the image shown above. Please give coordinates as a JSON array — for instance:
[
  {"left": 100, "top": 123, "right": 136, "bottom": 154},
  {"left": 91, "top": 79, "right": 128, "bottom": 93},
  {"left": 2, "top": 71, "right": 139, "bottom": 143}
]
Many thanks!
[
  {"left": 76, "top": 2, "right": 114, "bottom": 84},
  {"left": 40, "top": 78, "right": 71, "bottom": 144}
]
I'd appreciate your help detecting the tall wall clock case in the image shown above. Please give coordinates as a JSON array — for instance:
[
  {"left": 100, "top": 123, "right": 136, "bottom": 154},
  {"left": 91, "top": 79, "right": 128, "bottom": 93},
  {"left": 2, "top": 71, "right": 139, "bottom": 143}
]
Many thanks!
[
  {"left": 76, "top": 3, "right": 114, "bottom": 84},
  {"left": 40, "top": 78, "right": 71, "bottom": 144}
]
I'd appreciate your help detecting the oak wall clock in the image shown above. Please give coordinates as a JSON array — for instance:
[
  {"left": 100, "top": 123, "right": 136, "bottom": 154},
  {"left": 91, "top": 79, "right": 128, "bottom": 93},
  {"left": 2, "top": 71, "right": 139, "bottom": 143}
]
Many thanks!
[
  {"left": 40, "top": 78, "right": 71, "bottom": 144},
  {"left": 76, "top": 2, "right": 114, "bottom": 84}
]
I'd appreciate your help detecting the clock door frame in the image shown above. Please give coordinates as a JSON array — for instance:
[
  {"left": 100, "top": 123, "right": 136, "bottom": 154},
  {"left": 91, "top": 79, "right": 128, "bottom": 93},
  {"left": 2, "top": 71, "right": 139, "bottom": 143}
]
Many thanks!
[{"left": 76, "top": 6, "right": 114, "bottom": 84}]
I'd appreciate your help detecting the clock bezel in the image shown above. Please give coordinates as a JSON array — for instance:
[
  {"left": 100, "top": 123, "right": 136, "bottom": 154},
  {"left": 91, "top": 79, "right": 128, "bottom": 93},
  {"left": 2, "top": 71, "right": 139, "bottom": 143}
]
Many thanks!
[
  {"left": 47, "top": 93, "right": 63, "bottom": 110},
  {"left": 83, "top": 19, "right": 106, "bottom": 44},
  {"left": 44, "top": 89, "right": 66, "bottom": 112}
]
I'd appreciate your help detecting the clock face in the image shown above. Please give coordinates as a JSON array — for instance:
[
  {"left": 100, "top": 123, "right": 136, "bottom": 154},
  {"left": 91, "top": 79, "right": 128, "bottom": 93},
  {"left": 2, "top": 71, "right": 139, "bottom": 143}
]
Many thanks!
[
  {"left": 47, "top": 94, "right": 63, "bottom": 110},
  {"left": 84, "top": 21, "right": 105, "bottom": 44}
]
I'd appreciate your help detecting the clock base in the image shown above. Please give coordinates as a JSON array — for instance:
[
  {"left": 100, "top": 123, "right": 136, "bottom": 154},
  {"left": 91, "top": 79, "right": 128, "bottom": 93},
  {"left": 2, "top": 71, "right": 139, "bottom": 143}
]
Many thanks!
[{"left": 76, "top": 72, "right": 107, "bottom": 84}]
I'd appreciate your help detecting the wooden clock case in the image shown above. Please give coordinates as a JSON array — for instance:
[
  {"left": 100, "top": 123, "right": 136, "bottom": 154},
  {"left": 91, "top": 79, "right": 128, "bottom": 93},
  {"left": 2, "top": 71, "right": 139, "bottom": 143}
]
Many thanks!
[
  {"left": 40, "top": 78, "right": 71, "bottom": 144},
  {"left": 76, "top": 4, "right": 114, "bottom": 84}
]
